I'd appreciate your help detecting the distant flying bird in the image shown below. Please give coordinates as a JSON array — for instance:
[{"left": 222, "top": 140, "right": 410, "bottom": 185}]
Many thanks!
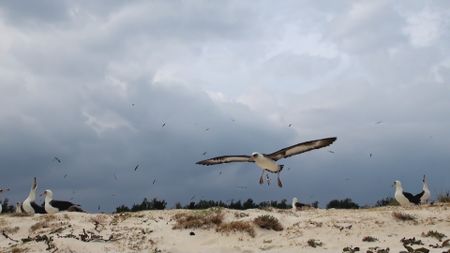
[
  {"left": 205, "top": 128, "right": 210, "bottom": 131},
  {"left": 393, "top": 180, "right": 425, "bottom": 206},
  {"left": 152, "top": 179, "right": 157, "bottom": 185},
  {"left": 134, "top": 164, "right": 140, "bottom": 171},
  {"left": 54, "top": 157, "right": 62, "bottom": 163},
  {"left": 196, "top": 137, "right": 337, "bottom": 187},
  {"left": 131, "top": 103, "right": 135, "bottom": 107},
  {"left": 162, "top": 122, "right": 166, "bottom": 128},
  {"left": 63, "top": 174, "right": 68, "bottom": 178},
  {"left": 369, "top": 153, "right": 373, "bottom": 158},
  {"left": 202, "top": 152, "right": 207, "bottom": 156},
  {"left": 288, "top": 124, "right": 292, "bottom": 127},
  {"left": 328, "top": 150, "right": 335, "bottom": 154},
  {"left": 375, "top": 121, "right": 383, "bottom": 124}
]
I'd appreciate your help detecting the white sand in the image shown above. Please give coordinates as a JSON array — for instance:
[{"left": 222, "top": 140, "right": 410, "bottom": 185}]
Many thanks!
[{"left": 1, "top": 204, "right": 449, "bottom": 253}]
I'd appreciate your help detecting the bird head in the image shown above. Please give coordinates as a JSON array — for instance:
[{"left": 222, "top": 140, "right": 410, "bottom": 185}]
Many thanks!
[
  {"left": 42, "top": 189, "right": 53, "bottom": 198},
  {"left": 251, "top": 152, "right": 260, "bottom": 159},
  {"left": 393, "top": 180, "right": 401, "bottom": 188}
]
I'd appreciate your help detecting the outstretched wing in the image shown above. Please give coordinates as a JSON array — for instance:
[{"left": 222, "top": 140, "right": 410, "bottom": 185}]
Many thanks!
[
  {"left": 196, "top": 155, "right": 253, "bottom": 166},
  {"left": 267, "top": 137, "right": 337, "bottom": 161}
]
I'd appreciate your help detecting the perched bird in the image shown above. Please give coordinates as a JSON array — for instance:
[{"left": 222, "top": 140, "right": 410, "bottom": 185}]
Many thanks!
[
  {"left": 0, "top": 188, "right": 10, "bottom": 214},
  {"left": 43, "top": 189, "right": 84, "bottom": 214},
  {"left": 393, "top": 180, "right": 424, "bottom": 206},
  {"left": 22, "top": 177, "right": 46, "bottom": 214},
  {"left": 15, "top": 202, "right": 22, "bottom": 214},
  {"left": 420, "top": 175, "right": 431, "bottom": 204},
  {"left": 196, "top": 137, "right": 337, "bottom": 187},
  {"left": 292, "top": 197, "right": 315, "bottom": 210}
]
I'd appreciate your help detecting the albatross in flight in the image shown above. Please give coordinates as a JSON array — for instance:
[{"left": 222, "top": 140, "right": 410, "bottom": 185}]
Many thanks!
[{"left": 196, "top": 137, "right": 337, "bottom": 187}]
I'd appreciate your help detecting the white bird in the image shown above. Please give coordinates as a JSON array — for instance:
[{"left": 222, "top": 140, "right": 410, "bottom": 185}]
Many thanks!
[
  {"left": 0, "top": 188, "right": 10, "bottom": 214},
  {"left": 196, "top": 137, "right": 337, "bottom": 187},
  {"left": 22, "top": 177, "right": 45, "bottom": 214},
  {"left": 15, "top": 202, "right": 23, "bottom": 214},
  {"left": 393, "top": 180, "right": 424, "bottom": 207},
  {"left": 420, "top": 175, "right": 431, "bottom": 204},
  {"left": 43, "top": 189, "right": 84, "bottom": 214}
]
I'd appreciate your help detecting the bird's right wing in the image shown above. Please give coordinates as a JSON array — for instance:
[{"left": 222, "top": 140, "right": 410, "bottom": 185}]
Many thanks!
[{"left": 196, "top": 155, "right": 253, "bottom": 166}]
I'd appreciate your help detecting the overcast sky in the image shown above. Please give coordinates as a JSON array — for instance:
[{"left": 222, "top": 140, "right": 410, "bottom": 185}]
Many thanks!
[{"left": 1, "top": 1, "right": 449, "bottom": 212}]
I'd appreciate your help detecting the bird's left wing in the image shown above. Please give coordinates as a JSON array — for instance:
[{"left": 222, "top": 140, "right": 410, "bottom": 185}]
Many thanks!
[
  {"left": 196, "top": 155, "right": 253, "bottom": 166},
  {"left": 267, "top": 137, "right": 337, "bottom": 161}
]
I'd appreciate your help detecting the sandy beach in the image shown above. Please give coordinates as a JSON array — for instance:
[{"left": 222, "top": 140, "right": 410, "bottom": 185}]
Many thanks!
[{"left": 1, "top": 204, "right": 449, "bottom": 253}]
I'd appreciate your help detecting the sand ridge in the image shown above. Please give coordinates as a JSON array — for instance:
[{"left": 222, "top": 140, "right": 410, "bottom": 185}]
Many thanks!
[{"left": 0, "top": 204, "right": 449, "bottom": 253}]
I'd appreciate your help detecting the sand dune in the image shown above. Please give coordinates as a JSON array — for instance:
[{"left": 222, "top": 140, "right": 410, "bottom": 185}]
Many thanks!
[{"left": 0, "top": 204, "right": 449, "bottom": 253}]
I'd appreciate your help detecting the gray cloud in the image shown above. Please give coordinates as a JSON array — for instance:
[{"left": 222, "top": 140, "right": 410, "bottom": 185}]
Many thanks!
[{"left": 0, "top": 1, "right": 449, "bottom": 211}]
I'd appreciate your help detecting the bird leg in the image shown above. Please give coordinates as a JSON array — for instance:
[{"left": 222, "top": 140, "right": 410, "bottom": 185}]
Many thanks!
[
  {"left": 277, "top": 172, "right": 283, "bottom": 188},
  {"left": 259, "top": 170, "right": 265, "bottom": 184}
]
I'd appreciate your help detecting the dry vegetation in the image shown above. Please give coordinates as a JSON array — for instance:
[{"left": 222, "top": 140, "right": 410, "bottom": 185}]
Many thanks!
[
  {"left": 307, "top": 239, "right": 323, "bottom": 248},
  {"left": 253, "top": 215, "right": 283, "bottom": 231},
  {"left": 392, "top": 211, "right": 416, "bottom": 222},
  {"left": 216, "top": 221, "right": 255, "bottom": 237},
  {"left": 172, "top": 209, "right": 224, "bottom": 229},
  {"left": 437, "top": 192, "right": 450, "bottom": 203},
  {"left": 362, "top": 236, "right": 378, "bottom": 242},
  {"left": 422, "top": 230, "right": 447, "bottom": 241}
]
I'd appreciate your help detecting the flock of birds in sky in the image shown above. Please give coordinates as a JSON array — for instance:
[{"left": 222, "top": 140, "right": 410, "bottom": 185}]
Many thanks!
[{"left": 0, "top": 129, "right": 433, "bottom": 214}]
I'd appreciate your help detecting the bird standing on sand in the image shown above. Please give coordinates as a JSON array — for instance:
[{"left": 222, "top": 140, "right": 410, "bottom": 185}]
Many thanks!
[
  {"left": 420, "top": 175, "right": 431, "bottom": 204},
  {"left": 22, "top": 177, "right": 46, "bottom": 214},
  {"left": 393, "top": 180, "right": 424, "bottom": 206},
  {"left": 0, "top": 188, "right": 10, "bottom": 214},
  {"left": 196, "top": 137, "right": 337, "bottom": 187},
  {"left": 43, "top": 189, "right": 84, "bottom": 214},
  {"left": 292, "top": 197, "right": 315, "bottom": 210}
]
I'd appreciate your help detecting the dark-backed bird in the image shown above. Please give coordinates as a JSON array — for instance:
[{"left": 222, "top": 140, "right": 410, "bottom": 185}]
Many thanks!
[
  {"left": 196, "top": 137, "right": 337, "bottom": 187},
  {"left": 134, "top": 164, "right": 139, "bottom": 171},
  {"left": 292, "top": 197, "right": 315, "bottom": 210},
  {"left": 54, "top": 157, "right": 62, "bottom": 163},
  {"left": 393, "top": 180, "right": 425, "bottom": 206},
  {"left": 43, "top": 189, "right": 84, "bottom": 214},
  {"left": 22, "top": 177, "right": 46, "bottom": 214}
]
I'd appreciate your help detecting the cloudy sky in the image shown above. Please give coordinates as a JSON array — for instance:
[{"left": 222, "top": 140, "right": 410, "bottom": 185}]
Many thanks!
[{"left": 1, "top": 1, "right": 449, "bottom": 212}]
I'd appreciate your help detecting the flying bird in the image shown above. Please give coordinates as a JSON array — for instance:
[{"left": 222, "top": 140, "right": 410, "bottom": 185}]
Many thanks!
[
  {"left": 54, "top": 157, "right": 62, "bottom": 163},
  {"left": 328, "top": 150, "right": 335, "bottom": 154},
  {"left": 162, "top": 122, "right": 166, "bottom": 128},
  {"left": 288, "top": 124, "right": 292, "bottom": 127},
  {"left": 152, "top": 179, "right": 157, "bottom": 185},
  {"left": 196, "top": 137, "right": 337, "bottom": 187},
  {"left": 134, "top": 164, "right": 140, "bottom": 171},
  {"left": 202, "top": 152, "right": 207, "bottom": 156}
]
